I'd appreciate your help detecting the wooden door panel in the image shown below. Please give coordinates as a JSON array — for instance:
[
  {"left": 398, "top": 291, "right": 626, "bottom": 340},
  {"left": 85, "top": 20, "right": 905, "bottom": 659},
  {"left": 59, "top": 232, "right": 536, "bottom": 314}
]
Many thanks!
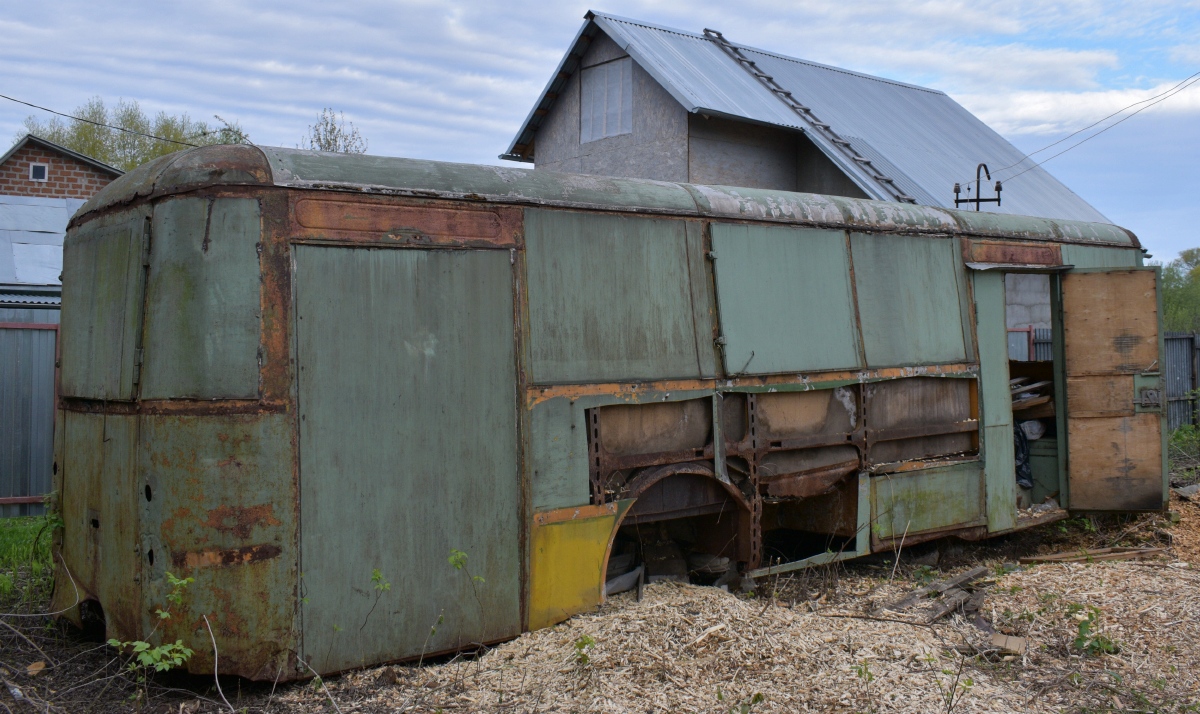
[
  {"left": 1062, "top": 269, "right": 1164, "bottom": 511},
  {"left": 1067, "top": 415, "right": 1163, "bottom": 510}
]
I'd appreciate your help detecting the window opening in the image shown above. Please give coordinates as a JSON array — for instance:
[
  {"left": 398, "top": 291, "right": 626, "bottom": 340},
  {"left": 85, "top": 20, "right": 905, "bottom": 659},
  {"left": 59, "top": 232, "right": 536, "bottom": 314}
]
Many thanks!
[
  {"left": 580, "top": 57, "right": 633, "bottom": 143},
  {"left": 29, "top": 163, "right": 48, "bottom": 181}
]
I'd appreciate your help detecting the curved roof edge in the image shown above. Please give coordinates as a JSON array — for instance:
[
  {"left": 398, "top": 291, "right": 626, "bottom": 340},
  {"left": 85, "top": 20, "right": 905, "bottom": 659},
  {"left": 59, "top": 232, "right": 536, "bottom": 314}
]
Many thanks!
[
  {"left": 73, "top": 145, "right": 1138, "bottom": 248},
  {"left": 71, "top": 144, "right": 273, "bottom": 228}
]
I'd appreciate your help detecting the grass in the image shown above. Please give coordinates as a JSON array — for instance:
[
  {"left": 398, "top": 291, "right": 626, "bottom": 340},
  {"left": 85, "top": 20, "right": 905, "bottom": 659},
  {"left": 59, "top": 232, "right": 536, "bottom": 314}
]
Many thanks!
[
  {"left": 1169, "top": 424, "right": 1200, "bottom": 486},
  {"left": 0, "top": 515, "right": 54, "bottom": 603}
]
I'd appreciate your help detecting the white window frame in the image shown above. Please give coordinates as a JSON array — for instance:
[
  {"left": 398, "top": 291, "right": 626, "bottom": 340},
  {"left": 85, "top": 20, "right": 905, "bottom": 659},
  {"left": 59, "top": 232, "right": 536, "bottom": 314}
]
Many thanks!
[
  {"left": 580, "top": 57, "right": 633, "bottom": 143},
  {"left": 29, "top": 163, "right": 49, "bottom": 182}
]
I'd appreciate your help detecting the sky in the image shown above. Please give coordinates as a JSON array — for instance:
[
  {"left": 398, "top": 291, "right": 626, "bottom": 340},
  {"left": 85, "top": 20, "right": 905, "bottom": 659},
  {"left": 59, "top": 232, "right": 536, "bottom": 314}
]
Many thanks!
[{"left": 2, "top": 1, "right": 1198, "bottom": 260}]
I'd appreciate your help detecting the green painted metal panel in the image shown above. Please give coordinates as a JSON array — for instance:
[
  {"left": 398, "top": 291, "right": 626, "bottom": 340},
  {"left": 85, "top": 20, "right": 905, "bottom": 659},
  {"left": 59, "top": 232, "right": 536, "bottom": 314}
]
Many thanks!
[
  {"left": 850, "top": 233, "right": 968, "bottom": 367},
  {"left": 60, "top": 210, "right": 147, "bottom": 399},
  {"left": 972, "top": 271, "right": 1017, "bottom": 531},
  {"left": 530, "top": 398, "right": 591, "bottom": 511},
  {"left": 137, "top": 414, "right": 295, "bottom": 676},
  {"left": 1050, "top": 275, "right": 1070, "bottom": 507},
  {"left": 57, "top": 412, "right": 142, "bottom": 639},
  {"left": 711, "top": 224, "right": 861, "bottom": 374},
  {"left": 973, "top": 273, "right": 1013, "bottom": 429},
  {"left": 1029, "top": 440, "right": 1060, "bottom": 505},
  {"left": 142, "top": 198, "right": 262, "bottom": 399},
  {"left": 685, "top": 221, "right": 719, "bottom": 376},
  {"left": 525, "top": 209, "right": 706, "bottom": 383},
  {"left": 295, "top": 246, "right": 521, "bottom": 672},
  {"left": 871, "top": 462, "right": 985, "bottom": 539},
  {"left": 1060, "top": 244, "right": 1141, "bottom": 269},
  {"left": 980, "top": 424, "right": 1017, "bottom": 531}
]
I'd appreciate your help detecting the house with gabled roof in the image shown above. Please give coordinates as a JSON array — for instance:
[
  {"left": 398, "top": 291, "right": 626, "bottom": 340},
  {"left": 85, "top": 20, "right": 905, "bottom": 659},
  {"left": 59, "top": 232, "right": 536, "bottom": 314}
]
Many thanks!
[
  {"left": 503, "top": 11, "right": 1107, "bottom": 225},
  {"left": 1, "top": 134, "right": 121, "bottom": 517}
]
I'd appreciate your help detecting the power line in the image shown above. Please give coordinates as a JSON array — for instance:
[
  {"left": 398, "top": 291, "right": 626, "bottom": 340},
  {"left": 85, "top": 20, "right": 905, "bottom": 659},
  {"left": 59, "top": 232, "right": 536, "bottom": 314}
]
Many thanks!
[
  {"left": 956, "top": 69, "right": 1200, "bottom": 189},
  {"left": 0, "top": 93, "right": 198, "bottom": 147},
  {"left": 1003, "top": 72, "right": 1200, "bottom": 184},
  {"left": 989, "top": 69, "right": 1200, "bottom": 180}
]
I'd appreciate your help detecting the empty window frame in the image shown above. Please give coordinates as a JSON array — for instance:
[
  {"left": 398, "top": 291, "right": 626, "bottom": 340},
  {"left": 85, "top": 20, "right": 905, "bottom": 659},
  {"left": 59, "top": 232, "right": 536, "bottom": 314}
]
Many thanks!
[
  {"left": 29, "top": 163, "right": 48, "bottom": 181},
  {"left": 580, "top": 58, "right": 633, "bottom": 143}
]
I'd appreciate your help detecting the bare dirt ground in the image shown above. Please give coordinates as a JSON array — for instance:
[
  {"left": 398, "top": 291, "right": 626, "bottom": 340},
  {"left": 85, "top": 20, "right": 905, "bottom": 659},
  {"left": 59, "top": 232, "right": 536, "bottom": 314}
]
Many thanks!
[{"left": 3, "top": 501, "right": 1199, "bottom": 713}]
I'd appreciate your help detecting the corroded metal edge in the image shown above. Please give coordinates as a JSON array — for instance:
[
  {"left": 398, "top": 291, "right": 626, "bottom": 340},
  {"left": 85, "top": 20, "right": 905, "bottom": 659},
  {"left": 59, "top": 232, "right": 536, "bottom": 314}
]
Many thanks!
[{"left": 71, "top": 145, "right": 1139, "bottom": 249}]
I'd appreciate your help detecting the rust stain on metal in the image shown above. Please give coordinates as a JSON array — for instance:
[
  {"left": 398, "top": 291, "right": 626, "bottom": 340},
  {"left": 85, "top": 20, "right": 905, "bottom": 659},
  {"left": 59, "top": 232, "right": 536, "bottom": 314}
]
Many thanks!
[
  {"left": 290, "top": 195, "right": 522, "bottom": 248},
  {"left": 172, "top": 544, "right": 283, "bottom": 569},
  {"left": 964, "top": 239, "right": 1062, "bottom": 266},
  {"left": 296, "top": 199, "right": 501, "bottom": 236},
  {"left": 202, "top": 504, "right": 282, "bottom": 539},
  {"left": 525, "top": 363, "right": 979, "bottom": 407},
  {"left": 532, "top": 502, "right": 619, "bottom": 526}
]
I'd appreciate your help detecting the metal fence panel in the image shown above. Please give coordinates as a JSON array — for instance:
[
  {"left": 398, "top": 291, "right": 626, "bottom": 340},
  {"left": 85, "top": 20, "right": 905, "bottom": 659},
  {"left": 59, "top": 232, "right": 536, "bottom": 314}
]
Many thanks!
[
  {"left": 0, "top": 321, "right": 56, "bottom": 517},
  {"left": 1033, "top": 328, "right": 1053, "bottom": 361},
  {"left": 1165, "top": 332, "right": 1196, "bottom": 432}
]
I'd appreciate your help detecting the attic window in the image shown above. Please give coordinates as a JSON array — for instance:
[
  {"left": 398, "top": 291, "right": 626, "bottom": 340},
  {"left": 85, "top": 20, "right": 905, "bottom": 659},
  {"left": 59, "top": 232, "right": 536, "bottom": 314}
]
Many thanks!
[
  {"left": 29, "top": 163, "right": 48, "bottom": 182},
  {"left": 580, "top": 58, "right": 633, "bottom": 143}
]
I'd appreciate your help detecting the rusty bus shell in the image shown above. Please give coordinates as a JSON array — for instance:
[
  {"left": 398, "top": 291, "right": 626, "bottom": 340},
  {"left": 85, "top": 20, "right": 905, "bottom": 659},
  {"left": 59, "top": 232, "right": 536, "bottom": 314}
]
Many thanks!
[{"left": 51, "top": 145, "right": 1166, "bottom": 679}]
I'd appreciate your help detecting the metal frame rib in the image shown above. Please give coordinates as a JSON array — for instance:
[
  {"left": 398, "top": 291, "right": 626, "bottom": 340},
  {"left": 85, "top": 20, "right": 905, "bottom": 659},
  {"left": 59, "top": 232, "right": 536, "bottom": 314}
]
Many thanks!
[{"left": 703, "top": 28, "right": 917, "bottom": 204}]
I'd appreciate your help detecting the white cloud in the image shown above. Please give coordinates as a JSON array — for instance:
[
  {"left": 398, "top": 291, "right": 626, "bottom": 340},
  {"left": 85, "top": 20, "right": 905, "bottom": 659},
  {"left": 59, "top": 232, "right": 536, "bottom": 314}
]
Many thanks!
[{"left": 958, "top": 79, "right": 1200, "bottom": 136}]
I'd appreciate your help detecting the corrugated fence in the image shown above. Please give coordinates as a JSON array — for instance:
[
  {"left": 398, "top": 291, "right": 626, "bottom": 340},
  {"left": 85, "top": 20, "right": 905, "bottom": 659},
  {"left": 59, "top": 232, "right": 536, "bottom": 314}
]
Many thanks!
[
  {"left": 0, "top": 306, "right": 58, "bottom": 517},
  {"left": 1165, "top": 332, "right": 1198, "bottom": 432}
]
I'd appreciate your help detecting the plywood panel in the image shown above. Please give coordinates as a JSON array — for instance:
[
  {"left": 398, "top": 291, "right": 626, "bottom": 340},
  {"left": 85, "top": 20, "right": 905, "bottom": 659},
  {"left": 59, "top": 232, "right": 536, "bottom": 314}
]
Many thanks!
[
  {"left": 711, "top": 224, "right": 861, "bottom": 375},
  {"left": 1065, "top": 376, "right": 1134, "bottom": 417},
  {"left": 1067, "top": 414, "right": 1163, "bottom": 511},
  {"left": 1063, "top": 269, "right": 1164, "bottom": 511},
  {"left": 1063, "top": 271, "right": 1158, "bottom": 375}
]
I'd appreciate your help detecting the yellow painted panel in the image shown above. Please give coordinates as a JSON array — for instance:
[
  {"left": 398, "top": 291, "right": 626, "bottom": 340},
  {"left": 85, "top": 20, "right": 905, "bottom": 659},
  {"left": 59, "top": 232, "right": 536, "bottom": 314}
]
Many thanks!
[{"left": 527, "top": 502, "right": 629, "bottom": 631}]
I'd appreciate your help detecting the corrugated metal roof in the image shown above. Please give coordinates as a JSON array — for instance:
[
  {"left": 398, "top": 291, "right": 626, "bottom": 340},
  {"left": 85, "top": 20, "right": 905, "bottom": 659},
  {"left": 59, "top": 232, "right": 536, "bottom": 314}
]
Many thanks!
[
  {"left": 505, "top": 12, "right": 1109, "bottom": 224},
  {"left": 0, "top": 291, "right": 60, "bottom": 306}
]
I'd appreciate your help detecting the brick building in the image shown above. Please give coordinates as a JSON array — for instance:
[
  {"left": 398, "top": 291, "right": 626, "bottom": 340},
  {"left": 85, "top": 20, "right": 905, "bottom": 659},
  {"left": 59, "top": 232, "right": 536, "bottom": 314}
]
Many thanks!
[
  {"left": 0, "top": 133, "right": 120, "bottom": 200},
  {"left": 1, "top": 135, "right": 121, "bottom": 517}
]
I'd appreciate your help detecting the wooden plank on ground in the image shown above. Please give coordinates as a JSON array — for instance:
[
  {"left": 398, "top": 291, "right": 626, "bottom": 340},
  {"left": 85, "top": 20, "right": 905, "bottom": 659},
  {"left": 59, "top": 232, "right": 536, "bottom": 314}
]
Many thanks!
[
  {"left": 1018, "top": 547, "right": 1166, "bottom": 564},
  {"left": 877, "top": 566, "right": 988, "bottom": 613}
]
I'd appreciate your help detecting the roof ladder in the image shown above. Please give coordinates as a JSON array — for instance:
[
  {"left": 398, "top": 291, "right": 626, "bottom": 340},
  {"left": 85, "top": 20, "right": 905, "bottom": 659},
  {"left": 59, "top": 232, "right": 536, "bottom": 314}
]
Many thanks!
[{"left": 702, "top": 28, "right": 916, "bottom": 204}]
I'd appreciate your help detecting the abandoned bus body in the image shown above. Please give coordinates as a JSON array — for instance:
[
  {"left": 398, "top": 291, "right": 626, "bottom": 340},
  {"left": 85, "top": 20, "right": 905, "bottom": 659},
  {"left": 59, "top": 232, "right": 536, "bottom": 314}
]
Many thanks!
[{"left": 50, "top": 145, "right": 1167, "bottom": 679}]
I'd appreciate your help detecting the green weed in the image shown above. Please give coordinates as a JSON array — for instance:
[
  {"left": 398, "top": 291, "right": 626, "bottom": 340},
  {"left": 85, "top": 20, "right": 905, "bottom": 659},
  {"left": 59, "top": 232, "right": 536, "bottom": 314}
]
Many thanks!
[
  {"left": 573, "top": 634, "right": 595, "bottom": 666},
  {"left": 911, "top": 564, "right": 937, "bottom": 586},
  {"left": 1067, "top": 603, "right": 1120, "bottom": 656}
]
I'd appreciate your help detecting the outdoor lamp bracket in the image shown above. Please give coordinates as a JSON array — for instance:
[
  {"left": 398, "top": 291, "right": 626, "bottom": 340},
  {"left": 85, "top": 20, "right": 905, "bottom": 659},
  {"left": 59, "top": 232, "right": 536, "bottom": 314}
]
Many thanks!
[{"left": 954, "top": 163, "right": 1002, "bottom": 211}]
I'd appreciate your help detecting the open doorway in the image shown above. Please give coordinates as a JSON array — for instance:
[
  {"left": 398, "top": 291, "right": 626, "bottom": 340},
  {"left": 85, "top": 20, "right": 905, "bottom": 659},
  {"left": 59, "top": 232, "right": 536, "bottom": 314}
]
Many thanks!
[{"left": 1004, "top": 273, "right": 1062, "bottom": 510}]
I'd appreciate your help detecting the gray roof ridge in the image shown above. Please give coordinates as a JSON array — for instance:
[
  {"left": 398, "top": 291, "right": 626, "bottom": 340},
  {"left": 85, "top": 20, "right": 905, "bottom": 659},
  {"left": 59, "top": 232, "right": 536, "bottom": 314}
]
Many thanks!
[{"left": 588, "top": 11, "right": 714, "bottom": 40}]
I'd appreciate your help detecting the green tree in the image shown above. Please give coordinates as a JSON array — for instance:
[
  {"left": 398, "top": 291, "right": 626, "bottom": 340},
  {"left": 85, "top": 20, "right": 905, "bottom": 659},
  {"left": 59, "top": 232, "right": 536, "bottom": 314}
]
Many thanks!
[
  {"left": 19, "top": 96, "right": 250, "bottom": 172},
  {"left": 1160, "top": 248, "right": 1200, "bottom": 333},
  {"left": 300, "top": 107, "right": 367, "bottom": 153}
]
